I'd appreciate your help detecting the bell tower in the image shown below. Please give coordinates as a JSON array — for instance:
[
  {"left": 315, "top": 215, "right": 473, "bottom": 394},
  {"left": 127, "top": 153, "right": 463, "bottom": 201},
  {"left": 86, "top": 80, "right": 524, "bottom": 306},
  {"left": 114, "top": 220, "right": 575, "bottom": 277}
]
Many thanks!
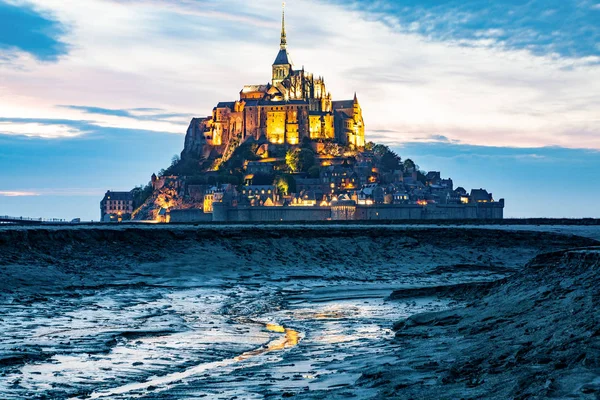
[{"left": 272, "top": 2, "right": 292, "bottom": 86}]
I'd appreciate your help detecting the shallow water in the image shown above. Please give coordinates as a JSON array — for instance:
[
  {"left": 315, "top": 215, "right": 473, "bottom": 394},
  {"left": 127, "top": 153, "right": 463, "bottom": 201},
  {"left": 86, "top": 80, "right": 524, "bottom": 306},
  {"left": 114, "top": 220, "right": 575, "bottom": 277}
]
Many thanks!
[{"left": 0, "top": 266, "right": 463, "bottom": 399}]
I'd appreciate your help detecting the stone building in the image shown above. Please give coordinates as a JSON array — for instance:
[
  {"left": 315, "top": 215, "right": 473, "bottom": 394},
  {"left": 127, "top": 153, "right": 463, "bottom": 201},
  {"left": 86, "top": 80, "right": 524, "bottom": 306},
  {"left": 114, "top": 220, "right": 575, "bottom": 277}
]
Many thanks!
[
  {"left": 100, "top": 191, "right": 134, "bottom": 221},
  {"left": 182, "top": 5, "right": 365, "bottom": 161}
]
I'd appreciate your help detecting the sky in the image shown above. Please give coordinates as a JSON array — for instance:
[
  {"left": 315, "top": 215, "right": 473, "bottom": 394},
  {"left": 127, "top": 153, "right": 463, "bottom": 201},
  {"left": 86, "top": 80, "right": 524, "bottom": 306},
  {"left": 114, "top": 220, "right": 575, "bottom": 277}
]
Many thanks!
[{"left": 0, "top": 0, "right": 599, "bottom": 220}]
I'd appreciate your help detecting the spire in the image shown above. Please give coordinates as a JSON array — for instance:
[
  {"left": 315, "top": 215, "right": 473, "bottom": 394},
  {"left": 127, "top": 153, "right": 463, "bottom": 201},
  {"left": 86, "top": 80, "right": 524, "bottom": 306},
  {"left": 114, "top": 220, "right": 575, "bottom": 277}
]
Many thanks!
[
  {"left": 354, "top": 92, "right": 358, "bottom": 103},
  {"left": 280, "top": 2, "right": 287, "bottom": 50}
]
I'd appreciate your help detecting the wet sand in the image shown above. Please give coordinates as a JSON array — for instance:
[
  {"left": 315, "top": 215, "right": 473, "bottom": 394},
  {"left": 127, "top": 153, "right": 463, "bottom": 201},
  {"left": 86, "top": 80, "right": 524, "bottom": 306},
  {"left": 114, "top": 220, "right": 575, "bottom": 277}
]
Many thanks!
[{"left": 0, "top": 225, "right": 598, "bottom": 399}]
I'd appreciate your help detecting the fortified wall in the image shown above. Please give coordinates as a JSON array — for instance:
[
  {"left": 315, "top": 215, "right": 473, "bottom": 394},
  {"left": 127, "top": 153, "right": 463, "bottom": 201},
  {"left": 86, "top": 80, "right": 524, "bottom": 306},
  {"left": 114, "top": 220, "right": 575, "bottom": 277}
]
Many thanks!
[{"left": 169, "top": 201, "right": 504, "bottom": 223}]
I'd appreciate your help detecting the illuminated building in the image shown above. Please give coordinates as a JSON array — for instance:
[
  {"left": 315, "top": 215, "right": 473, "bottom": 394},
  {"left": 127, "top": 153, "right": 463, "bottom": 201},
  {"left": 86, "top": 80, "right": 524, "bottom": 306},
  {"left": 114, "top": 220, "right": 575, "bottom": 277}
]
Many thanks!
[
  {"left": 100, "top": 190, "right": 134, "bottom": 221},
  {"left": 192, "top": 3, "right": 365, "bottom": 154}
]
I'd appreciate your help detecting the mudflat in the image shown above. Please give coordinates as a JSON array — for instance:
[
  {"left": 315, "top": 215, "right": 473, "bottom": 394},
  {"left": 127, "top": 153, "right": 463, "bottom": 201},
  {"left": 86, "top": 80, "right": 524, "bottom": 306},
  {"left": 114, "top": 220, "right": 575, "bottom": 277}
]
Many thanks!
[{"left": 0, "top": 225, "right": 598, "bottom": 399}]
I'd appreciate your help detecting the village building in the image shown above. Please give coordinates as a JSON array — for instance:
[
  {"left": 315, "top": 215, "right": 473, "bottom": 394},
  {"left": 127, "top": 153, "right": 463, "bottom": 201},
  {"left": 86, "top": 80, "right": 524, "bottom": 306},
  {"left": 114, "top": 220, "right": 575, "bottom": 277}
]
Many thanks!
[{"left": 100, "top": 191, "right": 134, "bottom": 221}]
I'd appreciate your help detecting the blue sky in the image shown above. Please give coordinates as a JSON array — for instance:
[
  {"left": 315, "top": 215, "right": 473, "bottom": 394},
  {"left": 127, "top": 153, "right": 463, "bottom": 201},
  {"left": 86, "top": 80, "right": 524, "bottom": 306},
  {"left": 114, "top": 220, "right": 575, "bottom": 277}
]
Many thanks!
[{"left": 0, "top": 0, "right": 599, "bottom": 220}]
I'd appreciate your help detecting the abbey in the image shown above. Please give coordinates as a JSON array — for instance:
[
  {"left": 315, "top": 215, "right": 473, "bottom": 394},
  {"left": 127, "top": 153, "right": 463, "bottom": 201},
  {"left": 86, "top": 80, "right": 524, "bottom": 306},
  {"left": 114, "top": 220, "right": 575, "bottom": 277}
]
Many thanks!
[{"left": 193, "top": 5, "right": 365, "bottom": 155}]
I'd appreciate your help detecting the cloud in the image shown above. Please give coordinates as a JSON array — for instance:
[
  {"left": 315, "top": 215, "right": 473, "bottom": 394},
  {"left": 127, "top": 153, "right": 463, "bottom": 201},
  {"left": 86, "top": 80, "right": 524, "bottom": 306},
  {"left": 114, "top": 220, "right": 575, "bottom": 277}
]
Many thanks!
[
  {"left": 0, "top": 188, "right": 103, "bottom": 196},
  {"left": 393, "top": 142, "right": 600, "bottom": 164},
  {"left": 0, "top": 0, "right": 68, "bottom": 61},
  {"left": 326, "top": 0, "right": 600, "bottom": 59},
  {"left": 59, "top": 105, "right": 191, "bottom": 123},
  {"left": 0, "top": 116, "right": 188, "bottom": 139},
  {"left": 0, "top": 0, "right": 598, "bottom": 150},
  {"left": 0, "top": 191, "right": 39, "bottom": 197},
  {"left": 0, "top": 117, "right": 94, "bottom": 138}
]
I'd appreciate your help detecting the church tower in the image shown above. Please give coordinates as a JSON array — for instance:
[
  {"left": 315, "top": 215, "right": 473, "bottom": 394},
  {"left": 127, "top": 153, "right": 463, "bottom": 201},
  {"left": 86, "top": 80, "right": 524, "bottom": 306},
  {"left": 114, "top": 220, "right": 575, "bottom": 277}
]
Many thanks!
[{"left": 272, "top": 2, "right": 292, "bottom": 86}]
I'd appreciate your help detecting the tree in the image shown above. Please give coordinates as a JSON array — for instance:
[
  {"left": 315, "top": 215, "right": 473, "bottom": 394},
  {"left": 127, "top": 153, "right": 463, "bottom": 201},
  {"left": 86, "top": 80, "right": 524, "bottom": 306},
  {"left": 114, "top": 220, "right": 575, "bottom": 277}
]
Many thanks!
[
  {"left": 285, "top": 150, "right": 297, "bottom": 172},
  {"left": 323, "top": 142, "right": 343, "bottom": 157},
  {"left": 275, "top": 174, "right": 296, "bottom": 195},
  {"left": 307, "top": 165, "right": 321, "bottom": 179},
  {"left": 161, "top": 153, "right": 207, "bottom": 177},
  {"left": 131, "top": 183, "right": 154, "bottom": 209},
  {"left": 404, "top": 158, "right": 416, "bottom": 171},
  {"left": 381, "top": 150, "right": 402, "bottom": 171},
  {"left": 365, "top": 141, "right": 375, "bottom": 151},
  {"left": 372, "top": 144, "right": 390, "bottom": 158},
  {"left": 286, "top": 148, "right": 315, "bottom": 173},
  {"left": 251, "top": 173, "right": 275, "bottom": 185}
]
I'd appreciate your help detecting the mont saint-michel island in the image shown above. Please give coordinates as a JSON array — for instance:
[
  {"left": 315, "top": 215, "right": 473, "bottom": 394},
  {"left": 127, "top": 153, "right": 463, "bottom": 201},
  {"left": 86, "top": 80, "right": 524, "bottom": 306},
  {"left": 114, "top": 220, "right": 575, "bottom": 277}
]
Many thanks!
[
  {"left": 2, "top": 2, "right": 600, "bottom": 400},
  {"left": 100, "top": 6, "right": 503, "bottom": 224}
]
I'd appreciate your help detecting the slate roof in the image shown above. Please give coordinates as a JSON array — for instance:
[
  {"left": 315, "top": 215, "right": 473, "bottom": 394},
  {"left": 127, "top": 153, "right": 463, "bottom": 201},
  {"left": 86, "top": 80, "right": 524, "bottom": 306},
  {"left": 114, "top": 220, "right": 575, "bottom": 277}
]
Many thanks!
[
  {"left": 102, "top": 191, "right": 133, "bottom": 202},
  {"left": 215, "top": 101, "right": 236, "bottom": 109},
  {"left": 332, "top": 100, "right": 354, "bottom": 110},
  {"left": 333, "top": 100, "right": 356, "bottom": 118},
  {"left": 273, "top": 48, "right": 293, "bottom": 65},
  {"left": 241, "top": 84, "right": 268, "bottom": 93},
  {"left": 470, "top": 189, "right": 493, "bottom": 202}
]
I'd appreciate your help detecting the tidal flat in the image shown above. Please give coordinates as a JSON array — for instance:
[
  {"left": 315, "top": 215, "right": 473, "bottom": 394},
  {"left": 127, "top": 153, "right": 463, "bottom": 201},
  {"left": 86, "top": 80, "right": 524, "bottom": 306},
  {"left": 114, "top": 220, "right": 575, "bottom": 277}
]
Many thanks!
[{"left": 0, "top": 225, "right": 598, "bottom": 399}]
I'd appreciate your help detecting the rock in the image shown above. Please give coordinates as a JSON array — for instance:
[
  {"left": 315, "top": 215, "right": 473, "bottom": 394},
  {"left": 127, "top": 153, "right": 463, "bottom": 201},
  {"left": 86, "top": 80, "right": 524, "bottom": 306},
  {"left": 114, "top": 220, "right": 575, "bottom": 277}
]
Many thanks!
[{"left": 181, "top": 118, "right": 208, "bottom": 160}]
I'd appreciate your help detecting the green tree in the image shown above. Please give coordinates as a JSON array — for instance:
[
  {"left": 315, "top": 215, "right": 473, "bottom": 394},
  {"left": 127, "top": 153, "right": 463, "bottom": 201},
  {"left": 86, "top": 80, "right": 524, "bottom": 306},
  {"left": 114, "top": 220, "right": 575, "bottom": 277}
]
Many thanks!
[
  {"left": 275, "top": 174, "right": 297, "bottom": 195},
  {"left": 286, "top": 148, "right": 315, "bottom": 173}
]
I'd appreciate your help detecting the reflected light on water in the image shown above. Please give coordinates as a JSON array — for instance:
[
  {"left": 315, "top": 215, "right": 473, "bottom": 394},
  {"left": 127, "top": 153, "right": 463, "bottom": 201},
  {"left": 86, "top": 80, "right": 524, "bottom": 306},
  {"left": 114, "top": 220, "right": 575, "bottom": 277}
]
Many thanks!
[
  {"left": 235, "top": 323, "right": 300, "bottom": 362},
  {"left": 266, "top": 323, "right": 286, "bottom": 333},
  {"left": 80, "top": 322, "right": 301, "bottom": 399}
]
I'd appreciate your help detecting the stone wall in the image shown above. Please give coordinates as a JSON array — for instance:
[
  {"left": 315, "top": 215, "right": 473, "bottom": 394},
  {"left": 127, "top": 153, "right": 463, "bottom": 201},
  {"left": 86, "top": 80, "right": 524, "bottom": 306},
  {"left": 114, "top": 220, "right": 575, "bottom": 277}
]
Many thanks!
[
  {"left": 354, "top": 202, "right": 504, "bottom": 220},
  {"left": 212, "top": 201, "right": 503, "bottom": 222},
  {"left": 213, "top": 204, "right": 331, "bottom": 222},
  {"left": 173, "top": 201, "right": 504, "bottom": 222},
  {"left": 169, "top": 209, "right": 212, "bottom": 223}
]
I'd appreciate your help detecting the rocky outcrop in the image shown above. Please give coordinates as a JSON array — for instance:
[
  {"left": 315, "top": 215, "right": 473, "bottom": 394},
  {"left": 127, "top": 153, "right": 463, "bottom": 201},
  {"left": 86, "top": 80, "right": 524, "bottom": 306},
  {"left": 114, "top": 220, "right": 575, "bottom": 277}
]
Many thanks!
[
  {"left": 359, "top": 247, "right": 600, "bottom": 399},
  {"left": 181, "top": 117, "right": 208, "bottom": 160}
]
